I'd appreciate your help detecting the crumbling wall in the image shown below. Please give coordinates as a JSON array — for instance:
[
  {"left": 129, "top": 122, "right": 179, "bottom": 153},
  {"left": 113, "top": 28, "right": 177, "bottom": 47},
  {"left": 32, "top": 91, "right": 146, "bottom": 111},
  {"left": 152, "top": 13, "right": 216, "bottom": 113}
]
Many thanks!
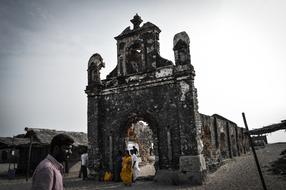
[
  {"left": 237, "top": 128, "right": 244, "bottom": 155},
  {"left": 228, "top": 123, "right": 237, "bottom": 157},
  {"left": 200, "top": 114, "right": 249, "bottom": 171},
  {"left": 216, "top": 118, "right": 229, "bottom": 159},
  {"left": 200, "top": 114, "right": 220, "bottom": 170}
]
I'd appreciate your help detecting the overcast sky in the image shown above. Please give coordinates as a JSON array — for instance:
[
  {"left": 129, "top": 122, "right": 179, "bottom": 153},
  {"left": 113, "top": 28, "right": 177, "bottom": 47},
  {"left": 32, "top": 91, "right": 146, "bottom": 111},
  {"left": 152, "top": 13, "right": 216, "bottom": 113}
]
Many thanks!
[{"left": 0, "top": 0, "right": 285, "bottom": 143}]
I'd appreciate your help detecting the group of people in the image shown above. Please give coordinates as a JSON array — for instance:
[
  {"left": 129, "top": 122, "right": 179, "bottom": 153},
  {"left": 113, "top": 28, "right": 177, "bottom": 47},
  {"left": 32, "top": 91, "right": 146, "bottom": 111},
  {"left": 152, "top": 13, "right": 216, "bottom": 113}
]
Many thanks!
[
  {"left": 31, "top": 133, "right": 141, "bottom": 190},
  {"left": 85, "top": 146, "right": 140, "bottom": 185},
  {"left": 117, "top": 146, "right": 140, "bottom": 186}
]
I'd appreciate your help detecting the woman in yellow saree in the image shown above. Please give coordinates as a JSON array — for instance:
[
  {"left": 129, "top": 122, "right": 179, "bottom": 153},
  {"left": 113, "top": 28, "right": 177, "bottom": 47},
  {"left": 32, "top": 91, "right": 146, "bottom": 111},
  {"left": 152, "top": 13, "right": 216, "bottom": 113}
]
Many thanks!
[{"left": 120, "top": 150, "right": 132, "bottom": 186}]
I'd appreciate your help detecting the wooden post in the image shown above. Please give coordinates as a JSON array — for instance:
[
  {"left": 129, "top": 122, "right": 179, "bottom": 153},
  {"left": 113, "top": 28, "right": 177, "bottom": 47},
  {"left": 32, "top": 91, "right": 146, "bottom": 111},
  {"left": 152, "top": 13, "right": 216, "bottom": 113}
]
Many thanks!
[
  {"left": 242, "top": 112, "right": 267, "bottom": 190},
  {"left": 26, "top": 136, "right": 33, "bottom": 181}
]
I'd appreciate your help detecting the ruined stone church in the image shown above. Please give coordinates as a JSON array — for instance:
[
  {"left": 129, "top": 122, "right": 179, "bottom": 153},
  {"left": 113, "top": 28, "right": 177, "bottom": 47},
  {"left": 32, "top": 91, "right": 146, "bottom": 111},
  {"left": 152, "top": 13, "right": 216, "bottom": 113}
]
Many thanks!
[{"left": 85, "top": 14, "right": 249, "bottom": 184}]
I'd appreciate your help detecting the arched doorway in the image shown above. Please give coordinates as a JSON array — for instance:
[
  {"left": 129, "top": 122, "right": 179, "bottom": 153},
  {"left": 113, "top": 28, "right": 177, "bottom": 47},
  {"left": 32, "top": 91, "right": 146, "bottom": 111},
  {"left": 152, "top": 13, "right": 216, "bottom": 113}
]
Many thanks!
[
  {"left": 125, "top": 120, "right": 156, "bottom": 178},
  {"left": 117, "top": 113, "right": 159, "bottom": 179}
]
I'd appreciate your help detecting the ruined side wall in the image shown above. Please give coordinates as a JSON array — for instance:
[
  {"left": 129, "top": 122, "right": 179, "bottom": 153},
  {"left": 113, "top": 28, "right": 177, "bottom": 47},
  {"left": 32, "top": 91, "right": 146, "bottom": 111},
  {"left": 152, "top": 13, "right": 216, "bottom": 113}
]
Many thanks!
[
  {"left": 216, "top": 117, "right": 229, "bottom": 159},
  {"left": 200, "top": 114, "right": 249, "bottom": 170},
  {"left": 228, "top": 122, "right": 237, "bottom": 157},
  {"left": 200, "top": 114, "right": 219, "bottom": 170}
]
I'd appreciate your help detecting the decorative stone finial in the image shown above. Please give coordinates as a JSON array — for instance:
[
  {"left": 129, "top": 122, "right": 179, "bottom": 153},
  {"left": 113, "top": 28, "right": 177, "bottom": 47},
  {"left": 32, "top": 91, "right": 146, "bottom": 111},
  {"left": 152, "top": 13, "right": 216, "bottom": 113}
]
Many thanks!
[
  {"left": 130, "top": 14, "right": 143, "bottom": 29},
  {"left": 88, "top": 53, "right": 105, "bottom": 84},
  {"left": 173, "top": 31, "right": 190, "bottom": 48},
  {"left": 173, "top": 32, "right": 191, "bottom": 66}
]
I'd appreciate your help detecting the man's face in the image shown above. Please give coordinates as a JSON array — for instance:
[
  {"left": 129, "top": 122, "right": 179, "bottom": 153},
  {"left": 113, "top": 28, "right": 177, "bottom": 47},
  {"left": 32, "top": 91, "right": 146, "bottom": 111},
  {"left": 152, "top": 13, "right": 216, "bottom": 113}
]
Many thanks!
[{"left": 54, "top": 144, "right": 72, "bottom": 163}]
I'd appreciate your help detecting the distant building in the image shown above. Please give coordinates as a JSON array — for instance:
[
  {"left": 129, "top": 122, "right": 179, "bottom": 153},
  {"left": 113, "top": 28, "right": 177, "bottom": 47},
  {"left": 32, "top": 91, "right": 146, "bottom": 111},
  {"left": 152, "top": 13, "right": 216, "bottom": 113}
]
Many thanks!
[
  {"left": 0, "top": 137, "right": 27, "bottom": 163},
  {"left": 252, "top": 135, "right": 268, "bottom": 146},
  {"left": 0, "top": 128, "right": 87, "bottom": 175}
]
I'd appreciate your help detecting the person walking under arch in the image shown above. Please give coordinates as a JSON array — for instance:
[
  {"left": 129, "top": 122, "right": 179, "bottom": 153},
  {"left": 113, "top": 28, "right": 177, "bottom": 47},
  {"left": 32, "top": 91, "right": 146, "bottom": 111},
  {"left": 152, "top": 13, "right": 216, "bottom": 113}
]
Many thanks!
[
  {"left": 120, "top": 150, "right": 132, "bottom": 186},
  {"left": 132, "top": 146, "right": 138, "bottom": 155},
  {"left": 131, "top": 149, "right": 140, "bottom": 182}
]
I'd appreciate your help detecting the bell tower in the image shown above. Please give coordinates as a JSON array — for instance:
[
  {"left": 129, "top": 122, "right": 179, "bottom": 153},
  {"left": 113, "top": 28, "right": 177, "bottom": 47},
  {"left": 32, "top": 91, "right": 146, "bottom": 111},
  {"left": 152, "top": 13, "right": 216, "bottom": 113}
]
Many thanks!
[{"left": 112, "top": 14, "right": 161, "bottom": 77}]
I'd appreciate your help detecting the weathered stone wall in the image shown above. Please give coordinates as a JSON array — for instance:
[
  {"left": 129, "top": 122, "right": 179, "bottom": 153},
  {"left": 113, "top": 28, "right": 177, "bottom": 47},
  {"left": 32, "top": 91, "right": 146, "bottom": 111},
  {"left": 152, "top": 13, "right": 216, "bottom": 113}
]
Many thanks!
[
  {"left": 99, "top": 77, "right": 179, "bottom": 170},
  {"left": 86, "top": 61, "right": 202, "bottom": 172},
  {"left": 85, "top": 15, "right": 254, "bottom": 184},
  {"left": 200, "top": 114, "right": 219, "bottom": 170},
  {"left": 200, "top": 114, "right": 250, "bottom": 170}
]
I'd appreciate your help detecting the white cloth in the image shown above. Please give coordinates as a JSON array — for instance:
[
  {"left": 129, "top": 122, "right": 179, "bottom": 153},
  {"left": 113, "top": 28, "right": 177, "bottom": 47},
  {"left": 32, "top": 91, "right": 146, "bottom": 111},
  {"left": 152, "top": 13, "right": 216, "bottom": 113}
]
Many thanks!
[
  {"left": 81, "top": 153, "right": 88, "bottom": 166},
  {"left": 131, "top": 154, "right": 140, "bottom": 180}
]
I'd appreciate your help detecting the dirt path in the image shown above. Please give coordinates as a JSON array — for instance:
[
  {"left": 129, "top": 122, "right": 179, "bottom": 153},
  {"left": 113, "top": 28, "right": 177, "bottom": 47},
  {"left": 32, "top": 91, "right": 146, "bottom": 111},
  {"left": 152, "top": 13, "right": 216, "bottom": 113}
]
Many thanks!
[{"left": 1, "top": 143, "right": 285, "bottom": 190}]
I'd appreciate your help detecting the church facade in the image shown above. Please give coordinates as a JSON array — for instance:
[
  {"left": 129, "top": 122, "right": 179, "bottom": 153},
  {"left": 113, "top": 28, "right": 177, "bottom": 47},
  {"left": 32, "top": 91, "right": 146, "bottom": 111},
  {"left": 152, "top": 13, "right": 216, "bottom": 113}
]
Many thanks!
[{"left": 85, "top": 15, "right": 249, "bottom": 184}]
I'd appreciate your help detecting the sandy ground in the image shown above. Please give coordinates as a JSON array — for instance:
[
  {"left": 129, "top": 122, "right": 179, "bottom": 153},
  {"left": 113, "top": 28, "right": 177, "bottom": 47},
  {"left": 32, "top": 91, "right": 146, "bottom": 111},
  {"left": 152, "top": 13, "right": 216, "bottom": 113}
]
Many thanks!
[{"left": 0, "top": 143, "right": 285, "bottom": 190}]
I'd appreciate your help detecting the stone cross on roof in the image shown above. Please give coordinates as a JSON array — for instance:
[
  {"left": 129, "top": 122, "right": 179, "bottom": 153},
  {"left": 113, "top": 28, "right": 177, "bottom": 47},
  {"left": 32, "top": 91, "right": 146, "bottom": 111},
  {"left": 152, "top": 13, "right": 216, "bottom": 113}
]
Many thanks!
[{"left": 130, "top": 14, "right": 142, "bottom": 29}]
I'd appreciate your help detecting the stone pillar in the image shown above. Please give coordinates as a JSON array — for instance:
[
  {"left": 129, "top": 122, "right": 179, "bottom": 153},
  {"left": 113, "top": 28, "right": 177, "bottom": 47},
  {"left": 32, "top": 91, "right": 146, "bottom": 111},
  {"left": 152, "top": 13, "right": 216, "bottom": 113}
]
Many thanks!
[
  {"left": 235, "top": 126, "right": 241, "bottom": 156},
  {"left": 86, "top": 53, "right": 104, "bottom": 172},
  {"left": 87, "top": 95, "right": 101, "bottom": 169},
  {"left": 167, "top": 129, "right": 172, "bottom": 163},
  {"left": 154, "top": 32, "right": 206, "bottom": 185},
  {"left": 226, "top": 122, "right": 232, "bottom": 158},
  {"left": 175, "top": 77, "right": 206, "bottom": 185},
  {"left": 175, "top": 32, "right": 206, "bottom": 184},
  {"left": 109, "top": 134, "right": 113, "bottom": 170}
]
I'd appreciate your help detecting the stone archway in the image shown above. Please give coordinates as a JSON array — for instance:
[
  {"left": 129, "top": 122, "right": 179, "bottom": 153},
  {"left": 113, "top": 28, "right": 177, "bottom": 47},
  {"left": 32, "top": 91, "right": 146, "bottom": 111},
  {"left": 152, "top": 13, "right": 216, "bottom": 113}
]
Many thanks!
[
  {"left": 85, "top": 15, "right": 206, "bottom": 184},
  {"left": 115, "top": 112, "right": 160, "bottom": 176},
  {"left": 122, "top": 114, "right": 158, "bottom": 178}
]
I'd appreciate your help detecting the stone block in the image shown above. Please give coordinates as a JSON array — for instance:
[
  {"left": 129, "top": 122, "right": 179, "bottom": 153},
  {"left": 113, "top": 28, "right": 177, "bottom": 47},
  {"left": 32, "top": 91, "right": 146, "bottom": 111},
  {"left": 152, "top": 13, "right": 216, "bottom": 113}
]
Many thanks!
[{"left": 179, "top": 154, "right": 206, "bottom": 172}]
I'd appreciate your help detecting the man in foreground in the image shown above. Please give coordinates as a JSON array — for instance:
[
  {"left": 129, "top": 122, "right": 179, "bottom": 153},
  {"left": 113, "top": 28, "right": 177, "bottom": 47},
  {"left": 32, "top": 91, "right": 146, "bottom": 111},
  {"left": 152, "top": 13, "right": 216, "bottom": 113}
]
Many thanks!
[{"left": 31, "top": 133, "right": 74, "bottom": 190}]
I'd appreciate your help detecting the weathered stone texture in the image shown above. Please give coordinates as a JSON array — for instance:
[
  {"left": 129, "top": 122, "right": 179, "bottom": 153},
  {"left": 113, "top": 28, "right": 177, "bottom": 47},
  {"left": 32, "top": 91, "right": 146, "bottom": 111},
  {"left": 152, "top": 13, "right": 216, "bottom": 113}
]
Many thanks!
[
  {"left": 85, "top": 15, "right": 248, "bottom": 184},
  {"left": 200, "top": 114, "right": 250, "bottom": 170}
]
